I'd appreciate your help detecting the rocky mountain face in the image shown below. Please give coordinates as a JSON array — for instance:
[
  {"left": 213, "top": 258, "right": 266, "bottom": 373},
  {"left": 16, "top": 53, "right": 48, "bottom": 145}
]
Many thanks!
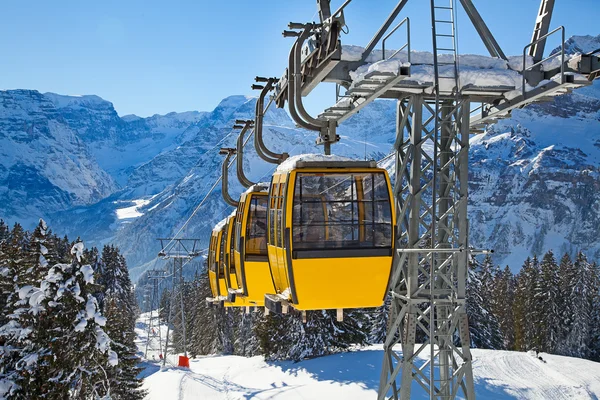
[
  {"left": 1, "top": 35, "right": 599, "bottom": 280},
  {"left": 0, "top": 90, "right": 117, "bottom": 224},
  {"left": 48, "top": 94, "right": 401, "bottom": 278},
  {"left": 43, "top": 92, "right": 205, "bottom": 187},
  {"left": 469, "top": 80, "right": 600, "bottom": 267}
]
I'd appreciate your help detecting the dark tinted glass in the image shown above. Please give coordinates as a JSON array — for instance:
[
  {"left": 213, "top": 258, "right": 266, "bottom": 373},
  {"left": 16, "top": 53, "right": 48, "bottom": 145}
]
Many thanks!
[{"left": 246, "top": 195, "right": 268, "bottom": 256}]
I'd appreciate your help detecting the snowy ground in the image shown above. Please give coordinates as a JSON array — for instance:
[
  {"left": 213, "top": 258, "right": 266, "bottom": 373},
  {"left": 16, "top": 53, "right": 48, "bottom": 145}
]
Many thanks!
[{"left": 135, "top": 313, "right": 600, "bottom": 399}]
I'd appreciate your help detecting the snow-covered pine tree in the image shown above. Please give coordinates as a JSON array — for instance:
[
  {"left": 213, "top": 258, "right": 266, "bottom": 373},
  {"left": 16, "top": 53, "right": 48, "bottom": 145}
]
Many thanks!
[
  {"left": 22, "top": 219, "right": 54, "bottom": 286},
  {"left": 285, "top": 311, "right": 330, "bottom": 361},
  {"left": 0, "top": 220, "right": 11, "bottom": 327},
  {"left": 188, "top": 274, "right": 221, "bottom": 356},
  {"left": 556, "top": 253, "right": 575, "bottom": 356},
  {"left": 534, "top": 250, "right": 561, "bottom": 353},
  {"left": 171, "top": 279, "right": 195, "bottom": 354},
  {"left": 0, "top": 223, "right": 34, "bottom": 396},
  {"left": 513, "top": 256, "right": 540, "bottom": 351},
  {"left": 1, "top": 219, "right": 55, "bottom": 380},
  {"left": 103, "top": 295, "right": 146, "bottom": 399},
  {"left": 232, "top": 307, "right": 262, "bottom": 357},
  {"left": 367, "top": 293, "right": 391, "bottom": 344},
  {"left": 0, "top": 241, "right": 116, "bottom": 398},
  {"left": 332, "top": 309, "right": 370, "bottom": 350},
  {"left": 466, "top": 256, "right": 502, "bottom": 349},
  {"left": 254, "top": 312, "right": 290, "bottom": 360},
  {"left": 1, "top": 224, "right": 27, "bottom": 304},
  {"left": 0, "top": 220, "right": 8, "bottom": 241},
  {"left": 279, "top": 308, "right": 369, "bottom": 362},
  {"left": 214, "top": 304, "right": 235, "bottom": 355},
  {"left": 52, "top": 234, "right": 72, "bottom": 264},
  {"left": 491, "top": 266, "right": 515, "bottom": 350},
  {"left": 98, "top": 245, "right": 145, "bottom": 399},
  {"left": 586, "top": 260, "right": 600, "bottom": 362}
]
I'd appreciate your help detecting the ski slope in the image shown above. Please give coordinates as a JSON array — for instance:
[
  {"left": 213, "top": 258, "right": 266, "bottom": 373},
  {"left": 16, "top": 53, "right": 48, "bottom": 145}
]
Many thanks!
[{"left": 136, "top": 315, "right": 600, "bottom": 399}]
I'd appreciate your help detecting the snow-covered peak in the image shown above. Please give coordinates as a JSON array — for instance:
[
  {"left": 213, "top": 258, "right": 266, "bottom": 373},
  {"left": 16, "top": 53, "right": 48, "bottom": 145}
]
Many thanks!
[
  {"left": 43, "top": 92, "right": 114, "bottom": 111},
  {"left": 121, "top": 114, "right": 143, "bottom": 122},
  {"left": 552, "top": 34, "right": 600, "bottom": 56},
  {"left": 216, "top": 95, "right": 254, "bottom": 110}
]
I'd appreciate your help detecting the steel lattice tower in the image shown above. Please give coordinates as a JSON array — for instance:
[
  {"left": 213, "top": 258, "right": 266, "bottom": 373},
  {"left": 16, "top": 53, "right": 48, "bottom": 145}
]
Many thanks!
[
  {"left": 378, "top": 94, "right": 475, "bottom": 399},
  {"left": 158, "top": 238, "right": 201, "bottom": 366},
  {"left": 144, "top": 270, "right": 167, "bottom": 359}
]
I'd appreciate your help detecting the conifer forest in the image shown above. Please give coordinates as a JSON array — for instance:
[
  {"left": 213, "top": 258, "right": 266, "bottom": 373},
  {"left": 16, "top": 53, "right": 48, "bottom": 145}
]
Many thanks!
[
  {"left": 138, "top": 245, "right": 600, "bottom": 364},
  {"left": 0, "top": 220, "right": 145, "bottom": 399},
  {"left": 2, "top": 218, "right": 600, "bottom": 399}
]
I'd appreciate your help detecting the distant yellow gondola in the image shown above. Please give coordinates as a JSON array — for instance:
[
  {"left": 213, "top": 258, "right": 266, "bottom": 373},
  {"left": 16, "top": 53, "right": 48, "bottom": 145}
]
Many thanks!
[
  {"left": 222, "top": 213, "right": 247, "bottom": 307},
  {"left": 207, "top": 220, "right": 227, "bottom": 305}
]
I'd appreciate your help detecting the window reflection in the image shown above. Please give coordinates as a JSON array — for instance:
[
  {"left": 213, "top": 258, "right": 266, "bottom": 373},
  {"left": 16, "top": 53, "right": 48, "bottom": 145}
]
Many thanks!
[
  {"left": 246, "top": 195, "right": 268, "bottom": 256},
  {"left": 292, "top": 172, "right": 392, "bottom": 250}
]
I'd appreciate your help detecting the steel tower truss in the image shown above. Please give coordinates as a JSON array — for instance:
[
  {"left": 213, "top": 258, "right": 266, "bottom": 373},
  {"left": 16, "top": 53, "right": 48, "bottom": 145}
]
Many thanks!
[
  {"left": 379, "top": 95, "right": 474, "bottom": 399},
  {"left": 158, "top": 238, "right": 201, "bottom": 366}
]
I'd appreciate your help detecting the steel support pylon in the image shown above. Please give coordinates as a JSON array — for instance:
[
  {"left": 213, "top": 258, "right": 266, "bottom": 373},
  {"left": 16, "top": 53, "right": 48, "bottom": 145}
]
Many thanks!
[{"left": 377, "top": 94, "right": 474, "bottom": 400}]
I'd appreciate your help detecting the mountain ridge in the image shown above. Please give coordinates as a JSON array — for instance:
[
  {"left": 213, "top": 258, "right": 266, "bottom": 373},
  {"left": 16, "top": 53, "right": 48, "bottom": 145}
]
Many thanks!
[{"left": 0, "top": 35, "right": 599, "bottom": 279}]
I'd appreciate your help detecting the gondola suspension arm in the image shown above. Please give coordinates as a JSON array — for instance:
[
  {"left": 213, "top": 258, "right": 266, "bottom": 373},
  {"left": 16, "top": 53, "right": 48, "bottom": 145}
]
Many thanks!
[
  {"left": 219, "top": 148, "right": 239, "bottom": 207},
  {"left": 285, "top": 25, "right": 338, "bottom": 155},
  {"left": 233, "top": 120, "right": 256, "bottom": 188},
  {"left": 252, "top": 78, "right": 288, "bottom": 164}
]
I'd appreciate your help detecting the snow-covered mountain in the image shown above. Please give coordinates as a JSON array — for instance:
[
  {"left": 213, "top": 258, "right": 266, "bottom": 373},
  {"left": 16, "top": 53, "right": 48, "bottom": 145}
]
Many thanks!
[
  {"left": 469, "top": 81, "right": 600, "bottom": 268},
  {"left": 1, "top": 35, "right": 599, "bottom": 279},
  {"left": 72, "top": 95, "right": 400, "bottom": 277},
  {"left": 43, "top": 92, "right": 206, "bottom": 187},
  {"left": 0, "top": 90, "right": 117, "bottom": 225}
]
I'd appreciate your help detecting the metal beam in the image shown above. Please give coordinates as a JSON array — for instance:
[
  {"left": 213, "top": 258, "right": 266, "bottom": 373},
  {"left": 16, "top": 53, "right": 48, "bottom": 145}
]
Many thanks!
[
  {"left": 253, "top": 79, "right": 287, "bottom": 163},
  {"left": 235, "top": 122, "right": 255, "bottom": 188},
  {"left": 459, "top": 0, "right": 507, "bottom": 61},
  {"left": 378, "top": 94, "right": 475, "bottom": 399},
  {"left": 529, "top": 0, "right": 556, "bottom": 63},
  {"left": 317, "top": 0, "right": 331, "bottom": 22},
  {"left": 219, "top": 148, "right": 239, "bottom": 207},
  {"left": 361, "top": 0, "right": 409, "bottom": 63}
]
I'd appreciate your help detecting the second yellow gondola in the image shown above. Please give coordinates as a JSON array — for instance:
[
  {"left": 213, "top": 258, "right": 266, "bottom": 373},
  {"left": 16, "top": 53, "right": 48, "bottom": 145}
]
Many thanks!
[{"left": 232, "top": 183, "right": 276, "bottom": 306}]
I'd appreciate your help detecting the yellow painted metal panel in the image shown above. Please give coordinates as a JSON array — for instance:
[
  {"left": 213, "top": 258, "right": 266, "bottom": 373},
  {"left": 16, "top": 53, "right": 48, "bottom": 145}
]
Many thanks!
[
  {"left": 292, "top": 256, "right": 391, "bottom": 310},
  {"left": 208, "top": 269, "right": 218, "bottom": 298}
]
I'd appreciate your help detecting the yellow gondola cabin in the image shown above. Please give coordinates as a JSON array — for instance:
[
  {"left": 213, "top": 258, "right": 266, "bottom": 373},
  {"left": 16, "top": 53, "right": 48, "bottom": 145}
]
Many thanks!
[
  {"left": 265, "top": 156, "right": 396, "bottom": 311},
  {"left": 232, "top": 183, "right": 276, "bottom": 306},
  {"left": 207, "top": 219, "right": 228, "bottom": 304},
  {"left": 222, "top": 213, "right": 247, "bottom": 307}
]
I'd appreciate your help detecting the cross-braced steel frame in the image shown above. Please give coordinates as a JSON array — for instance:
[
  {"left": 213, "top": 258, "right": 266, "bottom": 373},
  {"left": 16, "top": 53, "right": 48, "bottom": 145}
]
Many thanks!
[
  {"left": 378, "top": 95, "right": 474, "bottom": 400},
  {"left": 158, "top": 238, "right": 200, "bottom": 366}
]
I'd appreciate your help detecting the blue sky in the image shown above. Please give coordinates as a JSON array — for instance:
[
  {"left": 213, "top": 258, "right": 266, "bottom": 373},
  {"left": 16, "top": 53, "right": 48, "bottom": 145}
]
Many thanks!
[{"left": 0, "top": 0, "right": 597, "bottom": 117}]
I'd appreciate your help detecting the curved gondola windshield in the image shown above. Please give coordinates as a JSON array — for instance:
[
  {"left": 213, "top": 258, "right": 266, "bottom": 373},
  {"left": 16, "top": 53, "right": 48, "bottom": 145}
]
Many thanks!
[
  {"left": 292, "top": 172, "right": 392, "bottom": 250},
  {"left": 246, "top": 196, "right": 268, "bottom": 257}
]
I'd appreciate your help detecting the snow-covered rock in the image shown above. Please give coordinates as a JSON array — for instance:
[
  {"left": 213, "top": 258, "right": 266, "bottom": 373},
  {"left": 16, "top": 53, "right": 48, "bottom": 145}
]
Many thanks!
[{"left": 0, "top": 89, "right": 118, "bottom": 225}]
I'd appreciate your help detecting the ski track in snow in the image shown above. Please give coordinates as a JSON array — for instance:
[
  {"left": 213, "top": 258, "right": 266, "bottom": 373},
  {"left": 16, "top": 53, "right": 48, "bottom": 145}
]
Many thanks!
[{"left": 135, "top": 313, "right": 600, "bottom": 400}]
